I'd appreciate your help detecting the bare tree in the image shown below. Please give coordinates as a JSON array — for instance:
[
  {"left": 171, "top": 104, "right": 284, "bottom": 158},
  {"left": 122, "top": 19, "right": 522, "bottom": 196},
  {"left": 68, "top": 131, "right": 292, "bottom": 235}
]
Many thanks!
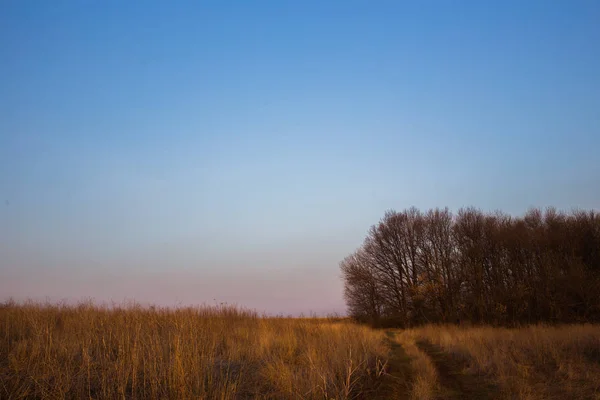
[{"left": 341, "top": 206, "right": 600, "bottom": 326}]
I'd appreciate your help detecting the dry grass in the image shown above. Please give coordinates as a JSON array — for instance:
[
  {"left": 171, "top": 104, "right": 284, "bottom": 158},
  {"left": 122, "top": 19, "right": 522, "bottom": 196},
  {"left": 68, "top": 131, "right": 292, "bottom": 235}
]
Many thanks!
[
  {"left": 393, "top": 330, "right": 437, "bottom": 400},
  {"left": 413, "top": 324, "right": 600, "bottom": 400},
  {"left": 5, "top": 301, "right": 598, "bottom": 399},
  {"left": 0, "top": 301, "right": 388, "bottom": 399}
]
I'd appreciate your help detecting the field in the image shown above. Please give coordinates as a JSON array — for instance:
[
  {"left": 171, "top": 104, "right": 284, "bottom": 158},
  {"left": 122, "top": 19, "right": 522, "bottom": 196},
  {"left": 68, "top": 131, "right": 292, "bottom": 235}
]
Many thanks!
[
  {"left": 391, "top": 325, "right": 600, "bottom": 400},
  {"left": 2, "top": 302, "right": 600, "bottom": 399},
  {"left": 0, "top": 301, "right": 387, "bottom": 399}
]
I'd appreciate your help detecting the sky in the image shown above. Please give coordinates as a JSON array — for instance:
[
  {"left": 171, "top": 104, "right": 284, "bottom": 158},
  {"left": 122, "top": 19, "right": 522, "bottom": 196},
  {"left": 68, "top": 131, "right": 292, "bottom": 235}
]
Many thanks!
[{"left": 1, "top": 1, "right": 599, "bottom": 315}]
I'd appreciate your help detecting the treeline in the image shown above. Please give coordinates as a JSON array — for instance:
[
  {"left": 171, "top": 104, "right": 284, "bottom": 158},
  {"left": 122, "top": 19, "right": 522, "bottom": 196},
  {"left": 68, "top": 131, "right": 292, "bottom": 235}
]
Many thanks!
[{"left": 340, "top": 207, "right": 600, "bottom": 326}]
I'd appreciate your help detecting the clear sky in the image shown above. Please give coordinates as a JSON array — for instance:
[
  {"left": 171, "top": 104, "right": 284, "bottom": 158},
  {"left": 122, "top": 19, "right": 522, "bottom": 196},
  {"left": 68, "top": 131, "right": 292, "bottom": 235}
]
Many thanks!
[{"left": 1, "top": 1, "right": 599, "bottom": 315}]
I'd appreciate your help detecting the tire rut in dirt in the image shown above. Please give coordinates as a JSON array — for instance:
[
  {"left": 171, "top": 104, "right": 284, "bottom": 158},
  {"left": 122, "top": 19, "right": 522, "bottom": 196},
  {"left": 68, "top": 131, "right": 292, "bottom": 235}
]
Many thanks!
[
  {"left": 372, "top": 331, "right": 413, "bottom": 400},
  {"left": 416, "top": 340, "right": 500, "bottom": 400}
]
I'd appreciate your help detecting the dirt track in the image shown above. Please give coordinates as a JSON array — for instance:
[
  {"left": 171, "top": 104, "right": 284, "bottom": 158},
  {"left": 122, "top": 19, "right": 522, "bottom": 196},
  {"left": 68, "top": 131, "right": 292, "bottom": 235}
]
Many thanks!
[
  {"left": 378, "top": 331, "right": 500, "bottom": 400},
  {"left": 415, "top": 340, "right": 500, "bottom": 400}
]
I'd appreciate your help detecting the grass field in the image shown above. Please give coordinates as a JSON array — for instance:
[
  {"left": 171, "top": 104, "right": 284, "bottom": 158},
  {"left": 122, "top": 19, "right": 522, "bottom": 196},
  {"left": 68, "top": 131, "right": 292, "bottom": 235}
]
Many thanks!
[
  {"left": 2, "top": 302, "right": 600, "bottom": 399},
  {"left": 391, "top": 324, "right": 600, "bottom": 400},
  {"left": 0, "top": 301, "right": 387, "bottom": 399}
]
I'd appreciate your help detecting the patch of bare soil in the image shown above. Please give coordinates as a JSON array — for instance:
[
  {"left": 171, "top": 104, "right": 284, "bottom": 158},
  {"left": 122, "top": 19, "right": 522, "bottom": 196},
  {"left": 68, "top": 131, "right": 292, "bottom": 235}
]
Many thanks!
[{"left": 416, "top": 340, "right": 501, "bottom": 400}]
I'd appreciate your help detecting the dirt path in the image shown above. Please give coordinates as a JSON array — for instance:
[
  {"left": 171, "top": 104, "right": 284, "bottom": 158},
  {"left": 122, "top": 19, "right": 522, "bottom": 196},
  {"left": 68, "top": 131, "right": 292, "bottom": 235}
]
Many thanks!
[
  {"left": 373, "top": 332, "right": 500, "bottom": 399},
  {"left": 416, "top": 340, "right": 500, "bottom": 400},
  {"left": 372, "top": 331, "right": 412, "bottom": 399}
]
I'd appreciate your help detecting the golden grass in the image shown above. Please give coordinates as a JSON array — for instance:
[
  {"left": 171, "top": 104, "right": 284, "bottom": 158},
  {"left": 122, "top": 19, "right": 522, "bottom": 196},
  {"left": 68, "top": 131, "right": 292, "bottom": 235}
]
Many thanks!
[
  {"left": 413, "top": 324, "right": 600, "bottom": 400},
  {"left": 5, "top": 301, "right": 599, "bottom": 399},
  {"left": 0, "top": 301, "right": 388, "bottom": 399}
]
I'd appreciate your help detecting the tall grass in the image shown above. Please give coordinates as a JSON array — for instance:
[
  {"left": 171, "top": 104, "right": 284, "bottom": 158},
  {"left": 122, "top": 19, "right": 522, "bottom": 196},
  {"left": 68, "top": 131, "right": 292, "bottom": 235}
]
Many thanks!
[
  {"left": 414, "top": 324, "right": 600, "bottom": 400},
  {"left": 0, "top": 301, "right": 388, "bottom": 399}
]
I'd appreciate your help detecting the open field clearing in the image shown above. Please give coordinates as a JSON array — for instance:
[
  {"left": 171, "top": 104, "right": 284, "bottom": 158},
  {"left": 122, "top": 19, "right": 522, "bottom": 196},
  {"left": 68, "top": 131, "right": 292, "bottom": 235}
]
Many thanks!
[
  {"left": 394, "top": 325, "right": 600, "bottom": 400},
  {"left": 3, "top": 302, "right": 600, "bottom": 399},
  {"left": 0, "top": 302, "right": 387, "bottom": 399}
]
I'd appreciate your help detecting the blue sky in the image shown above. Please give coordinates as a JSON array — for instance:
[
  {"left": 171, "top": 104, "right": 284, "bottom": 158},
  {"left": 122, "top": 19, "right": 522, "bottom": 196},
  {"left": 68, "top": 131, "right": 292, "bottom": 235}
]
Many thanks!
[{"left": 1, "top": 1, "right": 599, "bottom": 314}]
